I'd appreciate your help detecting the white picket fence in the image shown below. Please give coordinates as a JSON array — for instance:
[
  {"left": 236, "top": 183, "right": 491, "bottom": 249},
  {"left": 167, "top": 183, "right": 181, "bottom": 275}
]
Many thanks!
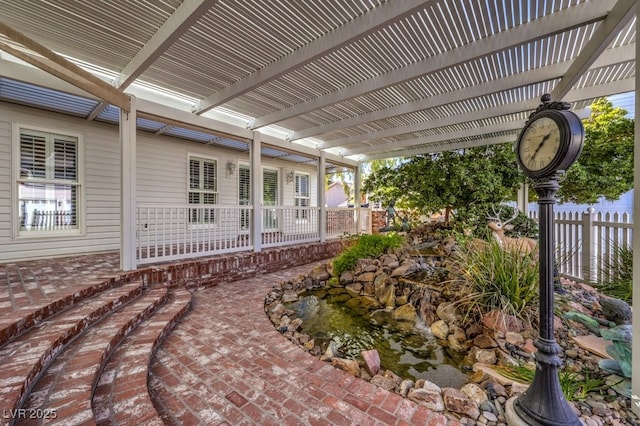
[{"left": 529, "top": 209, "right": 632, "bottom": 283}]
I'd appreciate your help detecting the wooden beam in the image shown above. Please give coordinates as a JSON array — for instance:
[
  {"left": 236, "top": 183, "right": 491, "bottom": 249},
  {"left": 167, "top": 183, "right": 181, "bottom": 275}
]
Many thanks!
[{"left": 0, "top": 21, "right": 130, "bottom": 111}]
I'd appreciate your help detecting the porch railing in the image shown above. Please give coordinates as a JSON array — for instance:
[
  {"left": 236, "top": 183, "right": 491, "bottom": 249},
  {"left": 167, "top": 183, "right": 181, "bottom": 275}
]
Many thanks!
[
  {"left": 137, "top": 205, "right": 370, "bottom": 265},
  {"left": 529, "top": 209, "right": 633, "bottom": 283}
]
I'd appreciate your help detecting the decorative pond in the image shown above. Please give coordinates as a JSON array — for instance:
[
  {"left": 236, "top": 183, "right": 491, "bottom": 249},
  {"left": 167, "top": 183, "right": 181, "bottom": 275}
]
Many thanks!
[{"left": 285, "top": 289, "right": 470, "bottom": 389}]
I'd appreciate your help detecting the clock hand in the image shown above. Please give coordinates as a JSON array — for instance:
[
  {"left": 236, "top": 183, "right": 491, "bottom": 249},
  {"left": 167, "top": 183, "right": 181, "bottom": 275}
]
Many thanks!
[{"left": 530, "top": 133, "right": 551, "bottom": 161}]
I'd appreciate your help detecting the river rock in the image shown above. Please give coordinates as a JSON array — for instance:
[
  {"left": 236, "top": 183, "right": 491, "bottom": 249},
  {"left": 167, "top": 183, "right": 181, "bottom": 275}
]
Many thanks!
[
  {"left": 392, "top": 304, "right": 417, "bottom": 322},
  {"left": 356, "top": 295, "right": 383, "bottom": 311},
  {"left": 309, "top": 264, "right": 330, "bottom": 282},
  {"left": 373, "top": 272, "right": 388, "bottom": 290},
  {"left": 370, "top": 374, "right": 396, "bottom": 390},
  {"left": 474, "top": 334, "right": 498, "bottom": 349},
  {"left": 381, "top": 254, "right": 399, "bottom": 267},
  {"left": 288, "top": 317, "right": 303, "bottom": 332},
  {"left": 461, "top": 383, "right": 489, "bottom": 405},
  {"left": 448, "top": 333, "right": 467, "bottom": 352},
  {"left": 376, "top": 283, "right": 395, "bottom": 308},
  {"left": 430, "top": 320, "right": 449, "bottom": 340},
  {"left": 391, "top": 260, "right": 419, "bottom": 277},
  {"left": 475, "top": 349, "right": 497, "bottom": 365},
  {"left": 362, "top": 349, "right": 380, "bottom": 376},
  {"left": 331, "top": 357, "right": 360, "bottom": 377},
  {"left": 436, "top": 302, "right": 459, "bottom": 322},
  {"left": 345, "top": 283, "right": 362, "bottom": 297},
  {"left": 482, "top": 309, "right": 523, "bottom": 333},
  {"left": 408, "top": 387, "right": 445, "bottom": 411},
  {"left": 339, "top": 270, "right": 354, "bottom": 285},
  {"left": 282, "top": 290, "right": 299, "bottom": 303},
  {"left": 442, "top": 387, "right": 480, "bottom": 420},
  {"left": 399, "top": 379, "right": 414, "bottom": 397},
  {"left": 505, "top": 331, "right": 525, "bottom": 346},
  {"left": 357, "top": 272, "right": 376, "bottom": 283}
]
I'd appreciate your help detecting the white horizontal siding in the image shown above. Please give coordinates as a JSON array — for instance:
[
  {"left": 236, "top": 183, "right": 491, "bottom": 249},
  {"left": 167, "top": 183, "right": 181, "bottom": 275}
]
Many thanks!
[
  {"left": 0, "top": 103, "right": 121, "bottom": 262},
  {"left": 0, "top": 102, "right": 323, "bottom": 263}
]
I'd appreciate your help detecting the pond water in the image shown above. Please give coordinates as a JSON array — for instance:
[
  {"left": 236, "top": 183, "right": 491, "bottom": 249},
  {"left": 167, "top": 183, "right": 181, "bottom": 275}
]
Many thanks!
[{"left": 286, "top": 291, "right": 470, "bottom": 389}]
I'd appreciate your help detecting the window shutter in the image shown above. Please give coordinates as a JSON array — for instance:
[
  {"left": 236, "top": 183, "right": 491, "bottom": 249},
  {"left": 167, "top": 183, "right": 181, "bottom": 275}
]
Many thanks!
[
  {"left": 189, "top": 159, "right": 200, "bottom": 189},
  {"left": 263, "top": 169, "right": 278, "bottom": 205},
  {"left": 295, "top": 174, "right": 309, "bottom": 197},
  {"left": 20, "top": 133, "right": 47, "bottom": 178},
  {"left": 54, "top": 137, "right": 77, "bottom": 181},
  {"left": 239, "top": 165, "right": 250, "bottom": 205},
  {"left": 203, "top": 160, "right": 216, "bottom": 191}
]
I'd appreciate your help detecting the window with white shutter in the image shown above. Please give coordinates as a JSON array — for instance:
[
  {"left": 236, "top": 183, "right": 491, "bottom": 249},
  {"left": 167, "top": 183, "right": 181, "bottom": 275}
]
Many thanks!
[
  {"left": 17, "top": 128, "right": 81, "bottom": 234},
  {"left": 188, "top": 156, "right": 218, "bottom": 224},
  {"left": 294, "top": 173, "right": 310, "bottom": 219},
  {"left": 262, "top": 169, "right": 278, "bottom": 230},
  {"left": 238, "top": 165, "right": 251, "bottom": 230}
]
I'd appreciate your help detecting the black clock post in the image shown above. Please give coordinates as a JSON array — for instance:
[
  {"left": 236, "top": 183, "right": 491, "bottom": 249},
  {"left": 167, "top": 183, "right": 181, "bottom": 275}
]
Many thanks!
[
  {"left": 512, "top": 95, "right": 584, "bottom": 425},
  {"left": 513, "top": 175, "right": 581, "bottom": 425}
]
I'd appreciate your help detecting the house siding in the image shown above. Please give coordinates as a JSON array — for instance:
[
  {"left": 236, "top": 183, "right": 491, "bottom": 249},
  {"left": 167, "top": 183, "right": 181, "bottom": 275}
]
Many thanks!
[
  {"left": 0, "top": 103, "right": 121, "bottom": 262},
  {"left": 0, "top": 103, "right": 320, "bottom": 263}
]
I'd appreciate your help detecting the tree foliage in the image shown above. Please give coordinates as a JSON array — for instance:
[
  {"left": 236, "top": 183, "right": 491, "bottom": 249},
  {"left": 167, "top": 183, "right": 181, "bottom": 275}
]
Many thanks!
[
  {"left": 557, "top": 98, "right": 634, "bottom": 203},
  {"left": 362, "top": 144, "right": 522, "bottom": 220}
]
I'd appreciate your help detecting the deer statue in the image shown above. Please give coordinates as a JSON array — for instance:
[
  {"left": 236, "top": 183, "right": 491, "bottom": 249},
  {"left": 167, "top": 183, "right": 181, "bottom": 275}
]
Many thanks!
[{"left": 486, "top": 206, "right": 537, "bottom": 254}]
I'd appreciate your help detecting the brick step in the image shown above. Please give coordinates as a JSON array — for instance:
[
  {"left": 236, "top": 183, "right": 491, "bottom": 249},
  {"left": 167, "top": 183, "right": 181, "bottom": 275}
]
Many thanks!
[
  {"left": 19, "top": 285, "right": 170, "bottom": 426},
  {"left": 0, "top": 280, "right": 146, "bottom": 424},
  {"left": 0, "top": 277, "right": 122, "bottom": 349},
  {"left": 92, "top": 288, "right": 192, "bottom": 426}
]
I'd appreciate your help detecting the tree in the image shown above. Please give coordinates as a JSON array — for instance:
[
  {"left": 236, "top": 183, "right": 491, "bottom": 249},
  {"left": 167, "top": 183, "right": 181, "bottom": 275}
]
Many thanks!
[
  {"left": 557, "top": 98, "right": 634, "bottom": 203},
  {"left": 362, "top": 144, "right": 522, "bottom": 221}
]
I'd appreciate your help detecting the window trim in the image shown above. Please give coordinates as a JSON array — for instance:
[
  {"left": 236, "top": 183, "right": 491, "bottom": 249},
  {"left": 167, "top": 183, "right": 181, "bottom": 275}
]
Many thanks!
[
  {"left": 187, "top": 153, "right": 219, "bottom": 227},
  {"left": 294, "top": 171, "right": 310, "bottom": 220},
  {"left": 12, "top": 123, "right": 86, "bottom": 240}
]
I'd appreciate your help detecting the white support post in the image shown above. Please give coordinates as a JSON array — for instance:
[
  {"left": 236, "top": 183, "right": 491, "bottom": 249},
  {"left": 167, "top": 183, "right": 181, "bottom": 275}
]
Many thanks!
[
  {"left": 581, "top": 207, "right": 597, "bottom": 283},
  {"left": 318, "top": 151, "right": 327, "bottom": 242},
  {"left": 120, "top": 95, "right": 137, "bottom": 271},
  {"left": 354, "top": 162, "right": 362, "bottom": 233},
  {"left": 517, "top": 182, "right": 529, "bottom": 216},
  {"left": 632, "top": 20, "right": 640, "bottom": 417},
  {"left": 251, "top": 131, "right": 262, "bottom": 253}
]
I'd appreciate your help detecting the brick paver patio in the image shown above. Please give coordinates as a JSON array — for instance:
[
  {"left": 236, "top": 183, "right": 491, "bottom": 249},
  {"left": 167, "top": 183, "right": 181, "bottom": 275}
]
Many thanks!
[{"left": 0, "top": 251, "right": 454, "bottom": 425}]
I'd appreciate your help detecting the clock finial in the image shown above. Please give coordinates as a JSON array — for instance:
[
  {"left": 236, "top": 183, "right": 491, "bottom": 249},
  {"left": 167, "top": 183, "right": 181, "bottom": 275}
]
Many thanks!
[{"left": 541, "top": 93, "right": 551, "bottom": 103}]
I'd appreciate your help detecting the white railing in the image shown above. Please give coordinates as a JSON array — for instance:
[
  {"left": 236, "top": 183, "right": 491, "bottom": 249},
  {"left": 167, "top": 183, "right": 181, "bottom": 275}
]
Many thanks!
[
  {"left": 529, "top": 209, "right": 632, "bottom": 282},
  {"left": 261, "top": 206, "right": 320, "bottom": 248},
  {"left": 136, "top": 205, "right": 371, "bottom": 265},
  {"left": 137, "top": 205, "right": 253, "bottom": 265},
  {"left": 327, "top": 207, "right": 358, "bottom": 238}
]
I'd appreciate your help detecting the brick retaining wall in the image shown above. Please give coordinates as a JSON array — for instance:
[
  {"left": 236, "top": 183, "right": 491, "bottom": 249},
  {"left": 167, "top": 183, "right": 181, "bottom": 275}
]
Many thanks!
[{"left": 121, "top": 240, "right": 351, "bottom": 290}]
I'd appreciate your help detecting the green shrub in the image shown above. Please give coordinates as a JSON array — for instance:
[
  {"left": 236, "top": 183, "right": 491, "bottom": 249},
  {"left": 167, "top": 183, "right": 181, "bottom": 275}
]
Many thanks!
[
  {"left": 454, "top": 240, "right": 539, "bottom": 321},
  {"left": 333, "top": 233, "right": 405, "bottom": 277},
  {"left": 592, "top": 241, "right": 633, "bottom": 304}
]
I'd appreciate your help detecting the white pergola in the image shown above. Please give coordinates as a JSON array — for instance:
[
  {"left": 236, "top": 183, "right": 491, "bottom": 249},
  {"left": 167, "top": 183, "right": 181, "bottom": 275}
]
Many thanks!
[{"left": 0, "top": 0, "right": 639, "bottom": 414}]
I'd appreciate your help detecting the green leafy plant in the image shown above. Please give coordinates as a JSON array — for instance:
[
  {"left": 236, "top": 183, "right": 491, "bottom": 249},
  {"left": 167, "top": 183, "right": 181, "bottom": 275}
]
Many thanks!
[
  {"left": 333, "top": 233, "right": 405, "bottom": 277},
  {"left": 592, "top": 240, "right": 633, "bottom": 304},
  {"left": 453, "top": 240, "right": 539, "bottom": 321},
  {"left": 559, "top": 370, "right": 607, "bottom": 401},
  {"left": 492, "top": 364, "right": 535, "bottom": 384}
]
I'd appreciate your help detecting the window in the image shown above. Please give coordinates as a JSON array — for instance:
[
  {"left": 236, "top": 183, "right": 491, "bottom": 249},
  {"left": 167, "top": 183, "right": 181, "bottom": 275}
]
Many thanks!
[
  {"left": 294, "top": 172, "right": 310, "bottom": 219},
  {"left": 189, "top": 156, "right": 218, "bottom": 224},
  {"left": 262, "top": 168, "right": 278, "bottom": 230},
  {"left": 17, "top": 128, "right": 81, "bottom": 234},
  {"left": 238, "top": 164, "right": 250, "bottom": 230}
]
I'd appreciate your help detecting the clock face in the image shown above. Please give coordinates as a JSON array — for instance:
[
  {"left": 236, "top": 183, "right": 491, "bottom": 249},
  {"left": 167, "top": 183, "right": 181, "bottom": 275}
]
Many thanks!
[{"left": 518, "top": 116, "right": 561, "bottom": 172}]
